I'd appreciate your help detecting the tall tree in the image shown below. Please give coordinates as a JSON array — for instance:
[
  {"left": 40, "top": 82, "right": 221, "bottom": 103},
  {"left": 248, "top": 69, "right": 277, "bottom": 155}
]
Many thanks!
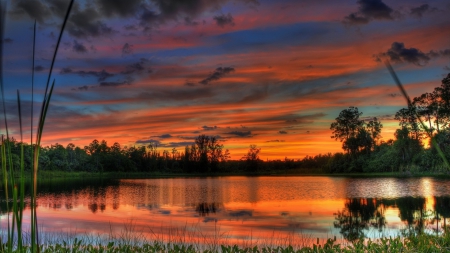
[{"left": 330, "top": 106, "right": 364, "bottom": 142}]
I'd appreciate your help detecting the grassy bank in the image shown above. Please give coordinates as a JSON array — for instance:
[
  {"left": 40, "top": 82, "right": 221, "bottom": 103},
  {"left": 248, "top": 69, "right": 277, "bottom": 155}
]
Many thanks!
[{"left": 2, "top": 233, "right": 450, "bottom": 252}]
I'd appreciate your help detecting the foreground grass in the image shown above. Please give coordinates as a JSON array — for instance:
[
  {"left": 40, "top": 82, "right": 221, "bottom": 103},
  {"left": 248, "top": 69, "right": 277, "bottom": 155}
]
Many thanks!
[{"left": 2, "top": 233, "right": 450, "bottom": 253}]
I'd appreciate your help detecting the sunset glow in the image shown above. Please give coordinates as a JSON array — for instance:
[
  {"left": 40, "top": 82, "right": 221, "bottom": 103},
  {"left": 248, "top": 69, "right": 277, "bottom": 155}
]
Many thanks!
[{"left": 2, "top": 0, "right": 450, "bottom": 159}]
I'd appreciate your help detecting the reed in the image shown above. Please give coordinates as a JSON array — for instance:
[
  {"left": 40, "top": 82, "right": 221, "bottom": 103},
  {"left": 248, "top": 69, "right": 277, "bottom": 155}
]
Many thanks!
[{"left": 0, "top": 0, "right": 74, "bottom": 251}]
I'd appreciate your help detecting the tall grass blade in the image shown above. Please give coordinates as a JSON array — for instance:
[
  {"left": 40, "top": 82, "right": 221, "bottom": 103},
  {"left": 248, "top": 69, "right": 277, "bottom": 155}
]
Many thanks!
[
  {"left": 385, "top": 60, "right": 450, "bottom": 170},
  {"left": 31, "top": 1, "right": 74, "bottom": 251},
  {"left": 16, "top": 90, "right": 24, "bottom": 249}
]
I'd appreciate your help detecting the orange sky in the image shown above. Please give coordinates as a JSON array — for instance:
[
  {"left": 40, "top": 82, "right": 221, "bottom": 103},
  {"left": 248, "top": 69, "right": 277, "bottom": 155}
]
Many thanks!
[{"left": 2, "top": 0, "right": 450, "bottom": 159}]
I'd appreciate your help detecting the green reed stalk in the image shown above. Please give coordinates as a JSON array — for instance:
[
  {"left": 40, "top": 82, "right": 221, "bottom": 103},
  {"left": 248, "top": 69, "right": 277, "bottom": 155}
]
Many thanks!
[
  {"left": 0, "top": 0, "right": 73, "bottom": 251},
  {"left": 16, "top": 90, "right": 25, "bottom": 250},
  {"left": 30, "top": 1, "right": 74, "bottom": 252},
  {"left": 385, "top": 60, "right": 450, "bottom": 170}
]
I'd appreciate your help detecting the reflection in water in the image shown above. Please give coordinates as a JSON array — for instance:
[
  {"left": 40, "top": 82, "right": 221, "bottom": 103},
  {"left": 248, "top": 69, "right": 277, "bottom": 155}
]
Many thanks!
[
  {"left": 2, "top": 177, "right": 450, "bottom": 246},
  {"left": 334, "top": 198, "right": 385, "bottom": 242}
]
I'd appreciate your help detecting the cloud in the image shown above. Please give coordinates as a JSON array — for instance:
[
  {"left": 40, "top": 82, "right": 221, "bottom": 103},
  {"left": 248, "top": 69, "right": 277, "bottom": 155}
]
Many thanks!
[
  {"left": 11, "top": 0, "right": 51, "bottom": 24},
  {"left": 122, "top": 43, "right": 133, "bottom": 56},
  {"left": 99, "top": 81, "right": 130, "bottom": 87},
  {"left": 225, "top": 131, "right": 252, "bottom": 137},
  {"left": 410, "top": 4, "right": 432, "bottom": 18},
  {"left": 61, "top": 68, "right": 114, "bottom": 81},
  {"left": 266, "top": 140, "right": 285, "bottom": 142},
  {"left": 213, "top": 13, "right": 234, "bottom": 28},
  {"left": 160, "top": 141, "right": 195, "bottom": 148},
  {"left": 342, "top": 13, "right": 369, "bottom": 25},
  {"left": 121, "top": 58, "right": 149, "bottom": 75},
  {"left": 152, "top": 134, "right": 173, "bottom": 139},
  {"left": 34, "top": 65, "right": 45, "bottom": 72},
  {"left": 375, "top": 42, "right": 430, "bottom": 66},
  {"left": 184, "top": 17, "right": 199, "bottom": 26},
  {"left": 202, "top": 125, "right": 218, "bottom": 131},
  {"left": 71, "top": 85, "right": 90, "bottom": 91},
  {"left": 95, "top": 0, "right": 142, "bottom": 17},
  {"left": 3, "top": 38, "right": 13, "bottom": 43},
  {"left": 72, "top": 40, "right": 88, "bottom": 53},
  {"left": 137, "top": 0, "right": 243, "bottom": 31},
  {"left": 279, "top": 130, "right": 288, "bottom": 134},
  {"left": 199, "top": 67, "right": 235, "bottom": 85},
  {"left": 135, "top": 139, "right": 161, "bottom": 145},
  {"left": 343, "top": 0, "right": 395, "bottom": 25},
  {"left": 67, "top": 6, "right": 115, "bottom": 38}
]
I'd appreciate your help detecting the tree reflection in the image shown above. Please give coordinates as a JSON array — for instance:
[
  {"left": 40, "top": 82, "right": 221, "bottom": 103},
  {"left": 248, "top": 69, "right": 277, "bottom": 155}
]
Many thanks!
[
  {"left": 195, "top": 203, "right": 220, "bottom": 216},
  {"left": 396, "top": 197, "right": 428, "bottom": 235},
  {"left": 334, "top": 198, "right": 385, "bottom": 242},
  {"left": 434, "top": 196, "right": 450, "bottom": 232}
]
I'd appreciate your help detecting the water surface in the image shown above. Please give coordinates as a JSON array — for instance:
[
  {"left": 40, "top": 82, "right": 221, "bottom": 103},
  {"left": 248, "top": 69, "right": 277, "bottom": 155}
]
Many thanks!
[{"left": 1, "top": 176, "right": 450, "bottom": 246}]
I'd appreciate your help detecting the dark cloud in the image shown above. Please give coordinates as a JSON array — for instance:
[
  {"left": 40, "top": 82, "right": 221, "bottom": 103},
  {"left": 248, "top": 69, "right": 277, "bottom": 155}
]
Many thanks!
[
  {"left": 67, "top": 6, "right": 115, "bottom": 38},
  {"left": 441, "top": 49, "right": 450, "bottom": 57},
  {"left": 184, "top": 81, "right": 196, "bottom": 87},
  {"left": 266, "top": 140, "right": 285, "bottom": 142},
  {"left": 96, "top": 0, "right": 142, "bottom": 17},
  {"left": 99, "top": 81, "right": 130, "bottom": 87},
  {"left": 11, "top": 0, "right": 51, "bottom": 24},
  {"left": 45, "top": 0, "right": 71, "bottom": 19},
  {"left": 184, "top": 17, "right": 199, "bottom": 26},
  {"left": 61, "top": 68, "right": 114, "bottom": 82},
  {"left": 136, "top": 139, "right": 161, "bottom": 145},
  {"left": 376, "top": 42, "right": 430, "bottom": 66},
  {"left": 60, "top": 67, "right": 72, "bottom": 74},
  {"left": 343, "top": 0, "right": 395, "bottom": 25},
  {"left": 199, "top": 67, "right": 235, "bottom": 85},
  {"left": 137, "top": 0, "right": 236, "bottom": 31},
  {"left": 122, "top": 43, "right": 133, "bottom": 56},
  {"left": 342, "top": 13, "right": 369, "bottom": 25},
  {"left": 202, "top": 125, "right": 218, "bottom": 131},
  {"left": 71, "top": 85, "right": 90, "bottom": 91},
  {"left": 445, "top": 66, "right": 450, "bottom": 71},
  {"left": 410, "top": 4, "right": 431, "bottom": 18},
  {"left": 124, "top": 24, "right": 138, "bottom": 30},
  {"left": 388, "top": 93, "right": 399, "bottom": 98},
  {"left": 121, "top": 58, "right": 149, "bottom": 75},
  {"left": 3, "top": 38, "right": 13, "bottom": 43},
  {"left": 358, "top": 0, "right": 393, "bottom": 19},
  {"left": 34, "top": 65, "right": 45, "bottom": 72},
  {"left": 72, "top": 40, "right": 88, "bottom": 53},
  {"left": 152, "top": 134, "right": 173, "bottom": 139},
  {"left": 279, "top": 130, "right": 288, "bottom": 134},
  {"left": 225, "top": 131, "right": 252, "bottom": 137},
  {"left": 213, "top": 13, "right": 234, "bottom": 28},
  {"left": 375, "top": 43, "right": 450, "bottom": 66},
  {"left": 160, "top": 141, "right": 195, "bottom": 148}
]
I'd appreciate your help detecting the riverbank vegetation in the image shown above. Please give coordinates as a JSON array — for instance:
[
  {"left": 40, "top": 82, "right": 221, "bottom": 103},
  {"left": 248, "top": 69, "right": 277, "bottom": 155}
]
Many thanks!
[
  {"left": 0, "top": 74, "right": 448, "bottom": 178},
  {"left": 1, "top": 73, "right": 450, "bottom": 177},
  {"left": 2, "top": 233, "right": 450, "bottom": 252}
]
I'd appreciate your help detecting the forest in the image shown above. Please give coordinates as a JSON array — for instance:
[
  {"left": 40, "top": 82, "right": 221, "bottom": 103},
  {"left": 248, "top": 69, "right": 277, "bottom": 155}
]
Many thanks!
[{"left": 1, "top": 73, "right": 450, "bottom": 175}]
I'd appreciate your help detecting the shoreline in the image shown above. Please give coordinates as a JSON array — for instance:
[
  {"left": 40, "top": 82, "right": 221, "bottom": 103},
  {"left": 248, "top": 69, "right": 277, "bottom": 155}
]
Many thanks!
[{"left": 8, "top": 170, "right": 450, "bottom": 180}]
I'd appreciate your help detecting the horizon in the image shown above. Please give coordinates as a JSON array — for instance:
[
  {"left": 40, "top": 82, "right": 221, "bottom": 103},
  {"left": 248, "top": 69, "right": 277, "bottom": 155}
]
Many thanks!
[{"left": 1, "top": 0, "right": 450, "bottom": 160}]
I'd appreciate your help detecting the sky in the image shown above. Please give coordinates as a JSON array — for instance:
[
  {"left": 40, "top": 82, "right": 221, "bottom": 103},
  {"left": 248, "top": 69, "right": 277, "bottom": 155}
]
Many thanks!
[{"left": 1, "top": 0, "right": 450, "bottom": 160}]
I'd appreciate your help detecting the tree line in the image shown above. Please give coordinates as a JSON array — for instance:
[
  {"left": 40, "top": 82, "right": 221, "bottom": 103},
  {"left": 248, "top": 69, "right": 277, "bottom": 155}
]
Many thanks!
[
  {"left": 1, "top": 73, "right": 450, "bottom": 175},
  {"left": 325, "top": 73, "right": 450, "bottom": 173}
]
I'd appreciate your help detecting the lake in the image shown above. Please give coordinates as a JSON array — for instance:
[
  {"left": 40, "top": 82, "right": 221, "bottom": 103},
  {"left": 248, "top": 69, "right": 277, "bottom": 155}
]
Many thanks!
[{"left": 1, "top": 176, "right": 450, "bottom": 247}]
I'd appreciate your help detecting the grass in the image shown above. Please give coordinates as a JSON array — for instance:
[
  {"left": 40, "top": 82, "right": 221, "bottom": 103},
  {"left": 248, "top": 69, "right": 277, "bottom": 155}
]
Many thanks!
[
  {"left": 0, "top": 0, "right": 74, "bottom": 252},
  {"left": 1, "top": 232, "right": 450, "bottom": 252}
]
